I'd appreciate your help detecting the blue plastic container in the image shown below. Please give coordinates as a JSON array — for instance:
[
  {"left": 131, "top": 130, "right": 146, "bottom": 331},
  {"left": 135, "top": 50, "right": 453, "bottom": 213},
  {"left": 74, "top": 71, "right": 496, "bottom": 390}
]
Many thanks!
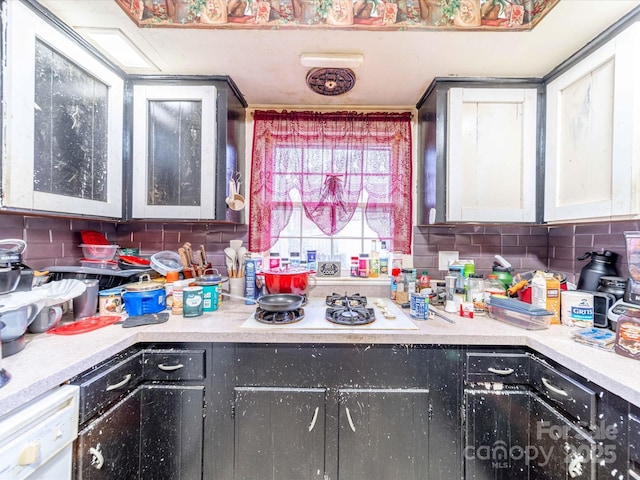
[{"left": 122, "top": 289, "right": 166, "bottom": 316}]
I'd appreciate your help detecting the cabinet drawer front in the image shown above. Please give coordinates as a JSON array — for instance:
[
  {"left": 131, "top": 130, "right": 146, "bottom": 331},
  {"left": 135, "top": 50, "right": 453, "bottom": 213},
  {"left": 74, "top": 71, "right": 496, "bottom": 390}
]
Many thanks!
[
  {"left": 466, "top": 352, "right": 529, "bottom": 383},
  {"left": 143, "top": 349, "right": 205, "bottom": 381},
  {"left": 630, "top": 414, "right": 640, "bottom": 464},
  {"left": 76, "top": 352, "right": 143, "bottom": 424},
  {"left": 531, "top": 359, "right": 596, "bottom": 428}
]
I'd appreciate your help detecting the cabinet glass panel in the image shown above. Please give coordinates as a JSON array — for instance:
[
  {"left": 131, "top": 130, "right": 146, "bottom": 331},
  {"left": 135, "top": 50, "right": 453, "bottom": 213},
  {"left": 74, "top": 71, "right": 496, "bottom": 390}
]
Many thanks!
[
  {"left": 146, "top": 100, "right": 202, "bottom": 207},
  {"left": 34, "top": 40, "right": 109, "bottom": 201}
]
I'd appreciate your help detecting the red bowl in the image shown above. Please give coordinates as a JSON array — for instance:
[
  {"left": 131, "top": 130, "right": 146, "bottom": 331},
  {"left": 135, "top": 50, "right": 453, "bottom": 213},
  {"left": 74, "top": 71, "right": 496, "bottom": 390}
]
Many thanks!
[{"left": 262, "top": 269, "right": 310, "bottom": 295}]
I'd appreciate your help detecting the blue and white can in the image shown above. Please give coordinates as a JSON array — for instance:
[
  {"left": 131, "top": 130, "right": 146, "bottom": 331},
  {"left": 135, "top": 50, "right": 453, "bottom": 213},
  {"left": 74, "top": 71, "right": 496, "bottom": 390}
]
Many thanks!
[{"left": 409, "top": 293, "right": 429, "bottom": 320}]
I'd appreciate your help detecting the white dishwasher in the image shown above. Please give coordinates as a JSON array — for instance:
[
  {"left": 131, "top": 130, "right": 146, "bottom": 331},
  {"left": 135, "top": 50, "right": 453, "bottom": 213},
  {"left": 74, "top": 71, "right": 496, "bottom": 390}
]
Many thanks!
[{"left": 0, "top": 385, "right": 79, "bottom": 480}]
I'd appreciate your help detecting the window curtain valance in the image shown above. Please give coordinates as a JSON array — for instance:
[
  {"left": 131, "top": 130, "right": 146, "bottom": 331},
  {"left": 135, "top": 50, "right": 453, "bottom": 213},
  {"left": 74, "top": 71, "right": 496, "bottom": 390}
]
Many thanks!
[{"left": 249, "top": 110, "right": 413, "bottom": 254}]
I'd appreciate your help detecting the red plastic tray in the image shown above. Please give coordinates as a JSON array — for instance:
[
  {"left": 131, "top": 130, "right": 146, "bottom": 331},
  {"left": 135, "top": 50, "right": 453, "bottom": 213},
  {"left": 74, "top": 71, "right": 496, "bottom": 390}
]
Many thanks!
[{"left": 48, "top": 316, "right": 121, "bottom": 335}]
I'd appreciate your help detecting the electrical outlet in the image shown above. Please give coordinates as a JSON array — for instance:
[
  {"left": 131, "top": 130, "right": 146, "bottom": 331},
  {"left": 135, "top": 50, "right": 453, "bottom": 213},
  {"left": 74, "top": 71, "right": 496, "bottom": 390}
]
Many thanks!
[{"left": 438, "top": 251, "right": 459, "bottom": 271}]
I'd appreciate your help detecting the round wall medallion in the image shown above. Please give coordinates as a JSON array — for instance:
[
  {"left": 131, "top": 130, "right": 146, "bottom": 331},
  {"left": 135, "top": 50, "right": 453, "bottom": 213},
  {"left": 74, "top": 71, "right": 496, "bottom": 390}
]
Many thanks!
[{"left": 306, "top": 68, "right": 356, "bottom": 96}]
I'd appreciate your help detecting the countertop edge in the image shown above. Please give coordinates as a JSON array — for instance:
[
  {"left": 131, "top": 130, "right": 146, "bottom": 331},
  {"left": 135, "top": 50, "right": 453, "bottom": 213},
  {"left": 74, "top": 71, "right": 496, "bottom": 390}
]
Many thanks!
[{"left": 1, "top": 307, "right": 640, "bottom": 417}]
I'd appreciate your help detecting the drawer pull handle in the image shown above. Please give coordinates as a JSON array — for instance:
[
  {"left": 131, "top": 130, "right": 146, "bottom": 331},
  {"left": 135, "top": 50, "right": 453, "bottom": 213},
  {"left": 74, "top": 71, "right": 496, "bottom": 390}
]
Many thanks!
[
  {"left": 487, "top": 367, "right": 514, "bottom": 376},
  {"left": 629, "top": 470, "right": 640, "bottom": 480},
  {"left": 308, "top": 407, "right": 319, "bottom": 432},
  {"left": 541, "top": 377, "right": 568, "bottom": 397},
  {"left": 568, "top": 454, "right": 584, "bottom": 478},
  {"left": 158, "top": 363, "right": 184, "bottom": 371},
  {"left": 89, "top": 445, "right": 104, "bottom": 470},
  {"left": 345, "top": 407, "right": 356, "bottom": 433},
  {"left": 105, "top": 374, "right": 132, "bottom": 391}
]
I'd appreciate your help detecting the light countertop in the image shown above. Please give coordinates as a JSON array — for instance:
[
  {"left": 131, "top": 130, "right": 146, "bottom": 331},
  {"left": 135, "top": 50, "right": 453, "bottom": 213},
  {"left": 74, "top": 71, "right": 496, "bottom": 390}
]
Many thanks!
[{"left": 1, "top": 297, "right": 639, "bottom": 417}]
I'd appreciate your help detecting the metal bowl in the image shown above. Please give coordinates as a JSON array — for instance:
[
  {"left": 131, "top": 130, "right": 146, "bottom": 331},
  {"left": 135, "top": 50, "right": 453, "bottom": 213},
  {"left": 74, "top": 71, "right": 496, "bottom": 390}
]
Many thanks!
[{"left": 256, "top": 294, "right": 304, "bottom": 312}]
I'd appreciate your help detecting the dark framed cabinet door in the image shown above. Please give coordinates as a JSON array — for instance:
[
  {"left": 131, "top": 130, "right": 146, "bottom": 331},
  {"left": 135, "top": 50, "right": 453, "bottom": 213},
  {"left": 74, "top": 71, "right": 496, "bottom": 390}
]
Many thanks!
[
  {"left": 529, "top": 395, "right": 596, "bottom": 480},
  {"left": 233, "top": 387, "right": 327, "bottom": 480},
  {"left": 337, "top": 388, "right": 430, "bottom": 480},
  {"left": 75, "top": 388, "right": 142, "bottom": 480},
  {"left": 464, "top": 388, "right": 532, "bottom": 480},
  {"left": 140, "top": 384, "right": 205, "bottom": 480}
]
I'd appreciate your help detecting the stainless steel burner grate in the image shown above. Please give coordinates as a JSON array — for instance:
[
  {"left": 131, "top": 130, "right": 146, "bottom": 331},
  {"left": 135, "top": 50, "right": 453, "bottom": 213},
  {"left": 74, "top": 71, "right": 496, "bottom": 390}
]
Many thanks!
[
  {"left": 255, "top": 307, "right": 305, "bottom": 325},
  {"left": 326, "top": 293, "right": 367, "bottom": 308},
  {"left": 326, "top": 306, "right": 375, "bottom": 326}
]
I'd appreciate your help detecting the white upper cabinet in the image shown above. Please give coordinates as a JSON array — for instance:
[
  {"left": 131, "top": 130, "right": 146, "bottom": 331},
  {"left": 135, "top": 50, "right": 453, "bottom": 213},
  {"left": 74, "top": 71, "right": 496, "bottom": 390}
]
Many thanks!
[
  {"left": 545, "top": 22, "right": 640, "bottom": 222},
  {"left": 2, "top": 1, "right": 124, "bottom": 218},
  {"left": 132, "top": 84, "right": 217, "bottom": 219},
  {"left": 447, "top": 87, "right": 538, "bottom": 222}
]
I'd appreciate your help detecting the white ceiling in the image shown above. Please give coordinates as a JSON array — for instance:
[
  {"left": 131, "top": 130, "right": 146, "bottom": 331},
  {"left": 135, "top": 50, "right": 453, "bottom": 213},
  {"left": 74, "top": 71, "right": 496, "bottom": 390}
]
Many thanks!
[{"left": 37, "top": 0, "right": 640, "bottom": 107}]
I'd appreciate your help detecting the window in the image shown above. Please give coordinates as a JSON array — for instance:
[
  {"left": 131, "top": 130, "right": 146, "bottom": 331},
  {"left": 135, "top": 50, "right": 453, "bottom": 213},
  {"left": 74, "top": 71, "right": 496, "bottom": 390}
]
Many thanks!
[{"left": 249, "top": 111, "right": 412, "bottom": 262}]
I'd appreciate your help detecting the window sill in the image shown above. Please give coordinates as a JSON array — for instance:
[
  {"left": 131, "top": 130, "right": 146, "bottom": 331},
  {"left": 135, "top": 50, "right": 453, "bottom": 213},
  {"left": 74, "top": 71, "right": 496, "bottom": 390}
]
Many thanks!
[{"left": 313, "top": 276, "right": 390, "bottom": 286}]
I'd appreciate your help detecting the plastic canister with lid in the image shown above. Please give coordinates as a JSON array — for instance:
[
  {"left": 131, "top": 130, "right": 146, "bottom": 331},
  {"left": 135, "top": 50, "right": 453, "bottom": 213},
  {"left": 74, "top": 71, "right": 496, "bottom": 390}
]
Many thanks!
[
  {"left": 171, "top": 279, "right": 191, "bottom": 315},
  {"left": 560, "top": 290, "right": 594, "bottom": 327},
  {"left": 99, "top": 287, "right": 123, "bottom": 315},
  {"left": 483, "top": 274, "right": 506, "bottom": 307}
]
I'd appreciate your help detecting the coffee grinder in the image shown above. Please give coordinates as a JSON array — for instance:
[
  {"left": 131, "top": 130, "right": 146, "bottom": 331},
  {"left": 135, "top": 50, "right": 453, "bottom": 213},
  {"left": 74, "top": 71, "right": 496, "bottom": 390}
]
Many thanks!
[{"left": 608, "top": 231, "right": 640, "bottom": 328}]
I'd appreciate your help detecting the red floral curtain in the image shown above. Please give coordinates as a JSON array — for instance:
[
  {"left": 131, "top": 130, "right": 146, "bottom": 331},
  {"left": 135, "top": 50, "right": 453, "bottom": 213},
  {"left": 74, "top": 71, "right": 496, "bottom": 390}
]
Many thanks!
[{"left": 249, "top": 110, "right": 412, "bottom": 254}]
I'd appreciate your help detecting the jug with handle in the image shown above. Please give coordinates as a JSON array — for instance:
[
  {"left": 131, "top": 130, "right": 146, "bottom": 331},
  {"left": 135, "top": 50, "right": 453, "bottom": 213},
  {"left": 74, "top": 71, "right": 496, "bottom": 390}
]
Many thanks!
[{"left": 576, "top": 250, "right": 619, "bottom": 292}]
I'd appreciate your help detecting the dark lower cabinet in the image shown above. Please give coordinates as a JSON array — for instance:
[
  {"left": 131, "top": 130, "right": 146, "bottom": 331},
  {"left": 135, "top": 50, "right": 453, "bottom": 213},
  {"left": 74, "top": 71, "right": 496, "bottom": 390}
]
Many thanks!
[
  {"left": 218, "top": 344, "right": 432, "bottom": 480},
  {"left": 338, "top": 388, "right": 430, "bottom": 480},
  {"left": 233, "top": 387, "right": 326, "bottom": 479},
  {"left": 73, "top": 345, "right": 208, "bottom": 480},
  {"left": 140, "top": 385, "right": 204, "bottom": 480},
  {"left": 529, "top": 395, "right": 595, "bottom": 480},
  {"left": 76, "top": 388, "right": 142, "bottom": 480},
  {"left": 76, "top": 384, "right": 204, "bottom": 480},
  {"left": 464, "top": 388, "right": 531, "bottom": 480}
]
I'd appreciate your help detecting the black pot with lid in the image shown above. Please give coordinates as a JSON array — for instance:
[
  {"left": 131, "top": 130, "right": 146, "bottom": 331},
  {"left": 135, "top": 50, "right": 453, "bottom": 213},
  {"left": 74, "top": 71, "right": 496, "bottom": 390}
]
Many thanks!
[{"left": 577, "top": 250, "right": 619, "bottom": 292}]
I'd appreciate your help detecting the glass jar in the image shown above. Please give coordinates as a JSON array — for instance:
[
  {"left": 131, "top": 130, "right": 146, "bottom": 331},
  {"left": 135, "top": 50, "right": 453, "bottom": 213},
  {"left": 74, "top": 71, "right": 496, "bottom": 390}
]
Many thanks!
[
  {"left": 484, "top": 274, "right": 506, "bottom": 306},
  {"left": 402, "top": 268, "right": 417, "bottom": 294}
]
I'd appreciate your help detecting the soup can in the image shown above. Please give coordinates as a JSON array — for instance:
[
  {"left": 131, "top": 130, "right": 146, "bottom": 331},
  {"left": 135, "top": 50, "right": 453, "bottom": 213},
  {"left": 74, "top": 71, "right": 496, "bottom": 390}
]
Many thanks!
[
  {"left": 409, "top": 292, "right": 429, "bottom": 320},
  {"left": 183, "top": 286, "right": 204, "bottom": 318}
]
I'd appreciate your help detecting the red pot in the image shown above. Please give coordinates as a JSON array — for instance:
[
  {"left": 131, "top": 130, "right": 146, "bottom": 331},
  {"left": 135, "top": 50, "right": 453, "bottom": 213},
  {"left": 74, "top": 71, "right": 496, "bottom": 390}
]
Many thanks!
[{"left": 262, "top": 269, "right": 312, "bottom": 295}]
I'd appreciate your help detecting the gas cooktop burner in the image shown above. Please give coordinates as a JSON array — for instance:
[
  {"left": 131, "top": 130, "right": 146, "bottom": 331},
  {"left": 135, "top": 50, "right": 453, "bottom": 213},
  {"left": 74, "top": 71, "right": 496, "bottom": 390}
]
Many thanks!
[
  {"left": 254, "top": 307, "right": 305, "bottom": 325},
  {"left": 326, "top": 293, "right": 368, "bottom": 308},
  {"left": 326, "top": 306, "right": 375, "bottom": 326}
]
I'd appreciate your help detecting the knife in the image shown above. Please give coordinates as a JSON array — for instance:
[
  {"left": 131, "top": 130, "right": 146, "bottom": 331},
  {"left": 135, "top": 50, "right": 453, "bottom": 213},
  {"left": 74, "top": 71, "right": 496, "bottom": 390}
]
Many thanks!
[{"left": 429, "top": 304, "right": 456, "bottom": 324}]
